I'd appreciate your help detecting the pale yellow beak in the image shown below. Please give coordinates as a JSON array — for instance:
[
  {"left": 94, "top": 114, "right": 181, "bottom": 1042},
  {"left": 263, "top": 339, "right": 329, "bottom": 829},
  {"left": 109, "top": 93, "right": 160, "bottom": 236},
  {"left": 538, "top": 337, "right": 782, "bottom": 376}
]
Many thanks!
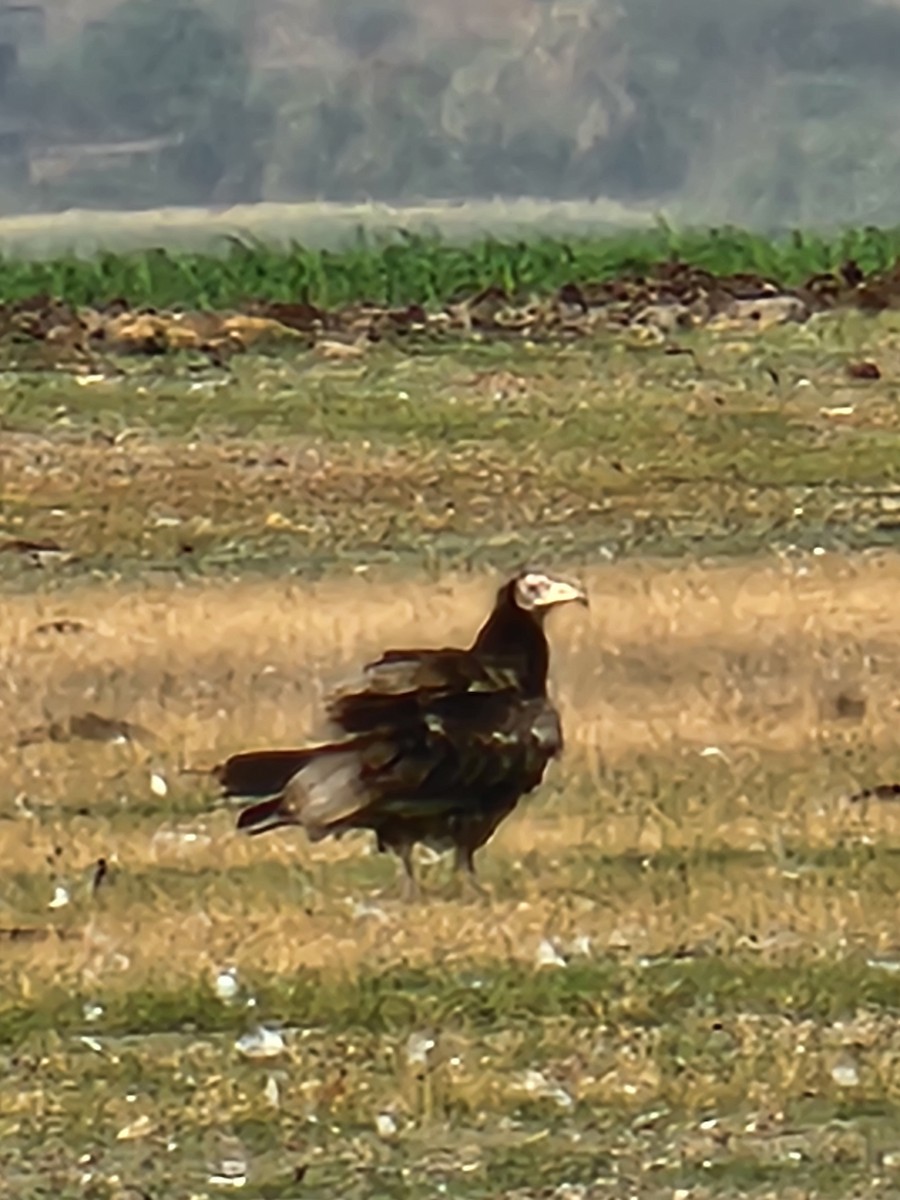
[{"left": 534, "top": 577, "right": 589, "bottom": 609}]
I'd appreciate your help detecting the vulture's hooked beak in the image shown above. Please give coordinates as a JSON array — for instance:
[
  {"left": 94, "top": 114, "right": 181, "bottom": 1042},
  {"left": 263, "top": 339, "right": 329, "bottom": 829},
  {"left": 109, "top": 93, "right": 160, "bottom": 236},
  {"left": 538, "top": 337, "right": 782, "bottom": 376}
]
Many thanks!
[{"left": 534, "top": 577, "right": 588, "bottom": 610}]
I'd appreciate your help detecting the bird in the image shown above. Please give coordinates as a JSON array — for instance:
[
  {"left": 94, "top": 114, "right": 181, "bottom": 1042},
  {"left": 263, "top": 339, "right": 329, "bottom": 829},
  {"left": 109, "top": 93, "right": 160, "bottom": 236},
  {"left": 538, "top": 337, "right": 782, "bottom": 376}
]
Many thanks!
[{"left": 214, "top": 568, "right": 587, "bottom": 899}]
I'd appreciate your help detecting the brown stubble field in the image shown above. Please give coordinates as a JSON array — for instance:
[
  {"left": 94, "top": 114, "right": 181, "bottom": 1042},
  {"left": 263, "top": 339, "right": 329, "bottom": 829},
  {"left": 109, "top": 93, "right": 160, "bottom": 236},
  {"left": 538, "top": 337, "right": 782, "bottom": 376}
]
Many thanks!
[{"left": 5, "top": 316, "right": 900, "bottom": 1195}]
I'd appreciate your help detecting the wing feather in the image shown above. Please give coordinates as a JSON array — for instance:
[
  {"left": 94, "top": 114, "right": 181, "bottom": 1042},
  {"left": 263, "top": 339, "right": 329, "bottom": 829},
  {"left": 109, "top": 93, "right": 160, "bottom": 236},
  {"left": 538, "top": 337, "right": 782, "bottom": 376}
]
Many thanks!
[{"left": 325, "top": 647, "right": 523, "bottom": 734}]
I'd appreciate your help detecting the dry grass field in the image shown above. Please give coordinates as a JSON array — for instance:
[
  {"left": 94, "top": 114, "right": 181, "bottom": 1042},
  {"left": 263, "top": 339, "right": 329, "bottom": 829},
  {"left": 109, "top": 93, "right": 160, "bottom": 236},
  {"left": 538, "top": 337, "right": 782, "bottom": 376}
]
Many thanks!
[{"left": 4, "top": 307, "right": 900, "bottom": 1196}]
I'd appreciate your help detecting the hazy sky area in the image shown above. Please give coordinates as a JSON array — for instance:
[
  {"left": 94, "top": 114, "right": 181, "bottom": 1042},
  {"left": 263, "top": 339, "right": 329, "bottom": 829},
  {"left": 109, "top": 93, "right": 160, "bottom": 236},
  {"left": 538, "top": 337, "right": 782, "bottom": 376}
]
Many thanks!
[{"left": 1, "top": 0, "right": 899, "bottom": 232}]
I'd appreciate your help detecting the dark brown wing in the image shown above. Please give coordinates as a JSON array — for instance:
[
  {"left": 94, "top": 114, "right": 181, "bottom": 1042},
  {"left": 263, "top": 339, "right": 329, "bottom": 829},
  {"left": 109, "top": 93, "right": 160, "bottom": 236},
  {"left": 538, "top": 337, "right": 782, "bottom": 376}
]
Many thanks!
[
  {"left": 325, "top": 648, "right": 524, "bottom": 734},
  {"left": 420, "top": 692, "right": 563, "bottom": 798},
  {"left": 227, "top": 693, "right": 562, "bottom": 840}
]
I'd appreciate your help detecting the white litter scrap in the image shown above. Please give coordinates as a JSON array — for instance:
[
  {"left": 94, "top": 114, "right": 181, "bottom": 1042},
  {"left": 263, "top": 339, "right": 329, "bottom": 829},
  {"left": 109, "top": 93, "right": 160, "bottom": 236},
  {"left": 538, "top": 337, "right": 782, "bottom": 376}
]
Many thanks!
[
  {"left": 208, "top": 1161, "right": 248, "bottom": 1189},
  {"left": 375, "top": 1111, "right": 399, "bottom": 1139},
  {"left": 150, "top": 827, "right": 213, "bottom": 855},
  {"left": 520, "top": 1069, "right": 574, "bottom": 1109},
  {"left": 350, "top": 898, "right": 390, "bottom": 923},
  {"left": 867, "top": 957, "right": 900, "bottom": 974},
  {"left": 150, "top": 772, "right": 169, "bottom": 798},
  {"left": 831, "top": 1056, "right": 860, "bottom": 1088},
  {"left": 700, "top": 745, "right": 729, "bottom": 761},
  {"left": 214, "top": 967, "right": 240, "bottom": 1004},
  {"left": 116, "top": 1113, "right": 153, "bottom": 1141},
  {"left": 48, "top": 884, "right": 70, "bottom": 910},
  {"left": 535, "top": 938, "right": 567, "bottom": 969},
  {"left": 405, "top": 1031, "right": 436, "bottom": 1067},
  {"left": 263, "top": 1074, "right": 280, "bottom": 1108},
  {"left": 235, "top": 1026, "right": 286, "bottom": 1060},
  {"left": 208, "top": 1138, "right": 249, "bottom": 1189}
]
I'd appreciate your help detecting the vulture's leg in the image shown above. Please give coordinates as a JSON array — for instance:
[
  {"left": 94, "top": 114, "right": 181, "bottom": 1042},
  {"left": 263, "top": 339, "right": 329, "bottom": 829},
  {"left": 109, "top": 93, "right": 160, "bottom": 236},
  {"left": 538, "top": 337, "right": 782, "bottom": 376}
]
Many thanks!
[
  {"left": 454, "top": 843, "right": 489, "bottom": 901},
  {"left": 397, "top": 843, "right": 420, "bottom": 903}
]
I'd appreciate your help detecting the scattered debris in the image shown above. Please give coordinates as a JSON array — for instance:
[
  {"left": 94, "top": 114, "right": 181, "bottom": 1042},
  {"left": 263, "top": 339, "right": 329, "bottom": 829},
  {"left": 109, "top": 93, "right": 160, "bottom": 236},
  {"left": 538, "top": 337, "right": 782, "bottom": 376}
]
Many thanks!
[
  {"left": 207, "top": 1163, "right": 248, "bottom": 1189},
  {"left": 820, "top": 689, "right": 867, "bottom": 722},
  {"left": 374, "top": 1111, "right": 399, "bottom": 1140},
  {"left": 17, "top": 711, "right": 157, "bottom": 748},
  {"left": 263, "top": 1075, "right": 280, "bottom": 1108},
  {"left": 349, "top": 898, "right": 390, "bottom": 923},
  {"left": 207, "top": 1135, "right": 249, "bottom": 1189},
  {"left": 149, "top": 771, "right": 169, "bottom": 798},
  {"left": 0, "top": 537, "right": 76, "bottom": 567},
  {"left": 846, "top": 782, "right": 900, "bottom": 804},
  {"left": 830, "top": 1054, "right": 861, "bottom": 1088},
  {"left": 568, "top": 935, "right": 592, "bottom": 958},
  {"left": 867, "top": 958, "right": 900, "bottom": 974},
  {"left": 5, "top": 257, "right": 900, "bottom": 372},
  {"left": 535, "top": 938, "right": 568, "bottom": 969},
  {"left": 0, "top": 925, "right": 79, "bottom": 942},
  {"left": 846, "top": 359, "right": 881, "bottom": 380},
  {"left": 405, "top": 1031, "right": 436, "bottom": 1068},
  {"left": 48, "top": 883, "right": 70, "bottom": 910},
  {"left": 150, "top": 826, "right": 214, "bottom": 855},
  {"left": 700, "top": 745, "right": 729, "bottom": 760},
  {"left": 214, "top": 967, "right": 240, "bottom": 1004},
  {"left": 518, "top": 1068, "right": 574, "bottom": 1109},
  {"left": 116, "top": 1113, "right": 154, "bottom": 1141},
  {"left": 32, "top": 618, "right": 90, "bottom": 635},
  {"left": 235, "top": 1026, "right": 286, "bottom": 1060}
]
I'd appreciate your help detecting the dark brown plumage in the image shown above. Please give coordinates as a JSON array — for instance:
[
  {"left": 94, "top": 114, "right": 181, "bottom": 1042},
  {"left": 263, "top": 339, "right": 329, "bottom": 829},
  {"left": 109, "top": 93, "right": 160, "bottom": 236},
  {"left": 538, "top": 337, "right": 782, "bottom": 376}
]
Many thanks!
[{"left": 215, "top": 569, "right": 587, "bottom": 898}]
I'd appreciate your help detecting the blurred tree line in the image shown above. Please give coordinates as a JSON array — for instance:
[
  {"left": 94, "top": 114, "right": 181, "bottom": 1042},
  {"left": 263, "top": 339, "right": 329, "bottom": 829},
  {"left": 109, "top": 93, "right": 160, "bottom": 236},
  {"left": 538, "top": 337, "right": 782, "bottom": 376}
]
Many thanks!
[{"left": 5, "top": 0, "right": 900, "bottom": 226}]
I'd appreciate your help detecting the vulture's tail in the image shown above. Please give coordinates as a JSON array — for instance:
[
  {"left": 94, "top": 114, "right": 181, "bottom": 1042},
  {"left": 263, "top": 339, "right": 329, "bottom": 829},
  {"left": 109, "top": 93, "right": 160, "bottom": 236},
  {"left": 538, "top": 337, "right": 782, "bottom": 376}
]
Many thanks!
[
  {"left": 215, "top": 748, "right": 317, "bottom": 798},
  {"left": 235, "top": 791, "right": 302, "bottom": 836},
  {"left": 219, "top": 737, "right": 393, "bottom": 842}
]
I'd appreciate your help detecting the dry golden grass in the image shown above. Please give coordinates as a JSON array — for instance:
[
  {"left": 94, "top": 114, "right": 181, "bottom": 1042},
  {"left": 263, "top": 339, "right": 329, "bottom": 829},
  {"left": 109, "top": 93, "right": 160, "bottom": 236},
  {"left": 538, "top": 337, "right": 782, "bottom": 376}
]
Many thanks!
[
  {"left": 3, "top": 551, "right": 899, "bottom": 757},
  {"left": 3, "top": 553, "right": 900, "bottom": 992}
]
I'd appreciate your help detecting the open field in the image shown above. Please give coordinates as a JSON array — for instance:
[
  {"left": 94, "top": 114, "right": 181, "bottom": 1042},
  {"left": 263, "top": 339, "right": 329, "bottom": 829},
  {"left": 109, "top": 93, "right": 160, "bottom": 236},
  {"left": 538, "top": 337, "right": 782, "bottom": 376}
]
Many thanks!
[
  {"left": 5, "top": 235, "right": 900, "bottom": 1195},
  {"left": 6, "top": 560, "right": 900, "bottom": 1195}
]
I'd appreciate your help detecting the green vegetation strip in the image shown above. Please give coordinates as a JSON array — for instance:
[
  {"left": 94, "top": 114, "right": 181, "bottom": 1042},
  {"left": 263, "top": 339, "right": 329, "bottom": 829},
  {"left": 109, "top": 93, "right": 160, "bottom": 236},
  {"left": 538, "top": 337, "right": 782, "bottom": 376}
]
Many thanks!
[
  {"left": 2, "top": 226, "right": 900, "bottom": 309},
  {"left": 4, "top": 957, "right": 900, "bottom": 1046}
]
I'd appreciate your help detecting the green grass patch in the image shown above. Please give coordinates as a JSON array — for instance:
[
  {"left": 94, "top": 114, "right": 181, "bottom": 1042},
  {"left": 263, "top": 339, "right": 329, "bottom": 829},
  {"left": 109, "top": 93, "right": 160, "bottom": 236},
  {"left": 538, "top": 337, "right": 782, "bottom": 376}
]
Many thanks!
[
  {"left": 2, "top": 312, "right": 900, "bottom": 581},
  {"left": 4, "top": 956, "right": 900, "bottom": 1048},
  {"left": 1, "top": 225, "right": 899, "bottom": 309}
]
